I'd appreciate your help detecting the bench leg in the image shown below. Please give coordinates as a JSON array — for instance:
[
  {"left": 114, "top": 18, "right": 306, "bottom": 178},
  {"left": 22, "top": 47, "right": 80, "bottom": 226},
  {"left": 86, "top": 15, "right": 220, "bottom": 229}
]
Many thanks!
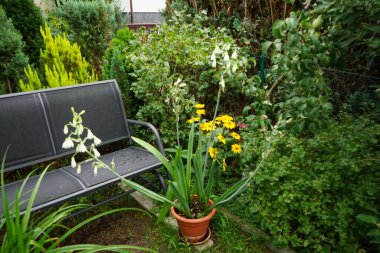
[{"left": 153, "top": 171, "right": 167, "bottom": 192}]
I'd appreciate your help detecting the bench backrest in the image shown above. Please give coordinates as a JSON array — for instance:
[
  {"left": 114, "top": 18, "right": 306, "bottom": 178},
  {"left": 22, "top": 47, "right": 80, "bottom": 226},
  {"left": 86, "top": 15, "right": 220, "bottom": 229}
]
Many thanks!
[{"left": 0, "top": 80, "right": 130, "bottom": 172}]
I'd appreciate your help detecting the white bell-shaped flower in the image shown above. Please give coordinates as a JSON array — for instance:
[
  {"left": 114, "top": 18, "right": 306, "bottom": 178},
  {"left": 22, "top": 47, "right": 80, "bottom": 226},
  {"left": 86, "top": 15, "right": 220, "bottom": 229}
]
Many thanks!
[
  {"left": 62, "top": 137, "right": 74, "bottom": 149},
  {"left": 71, "top": 157, "right": 77, "bottom": 168}
]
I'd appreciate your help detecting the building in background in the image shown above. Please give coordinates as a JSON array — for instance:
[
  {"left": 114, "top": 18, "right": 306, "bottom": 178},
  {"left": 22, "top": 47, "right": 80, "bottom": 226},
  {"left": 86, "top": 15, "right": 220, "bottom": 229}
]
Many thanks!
[{"left": 121, "top": 0, "right": 165, "bottom": 24}]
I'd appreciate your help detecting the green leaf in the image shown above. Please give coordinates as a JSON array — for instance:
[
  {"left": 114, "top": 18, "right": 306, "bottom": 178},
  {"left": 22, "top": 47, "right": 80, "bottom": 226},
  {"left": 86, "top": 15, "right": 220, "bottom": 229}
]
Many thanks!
[
  {"left": 261, "top": 41, "right": 273, "bottom": 53},
  {"left": 272, "top": 20, "right": 287, "bottom": 39},
  {"left": 357, "top": 214, "right": 378, "bottom": 224}
]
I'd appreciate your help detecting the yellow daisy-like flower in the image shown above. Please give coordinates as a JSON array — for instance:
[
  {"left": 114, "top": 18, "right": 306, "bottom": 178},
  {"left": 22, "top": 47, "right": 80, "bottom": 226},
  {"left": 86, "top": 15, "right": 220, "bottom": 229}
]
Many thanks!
[
  {"left": 222, "top": 159, "right": 227, "bottom": 171},
  {"left": 220, "top": 115, "right": 234, "bottom": 123},
  {"left": 195, "top": 103, "right": 205, "bottom": 109},
  {"left": 230, "top": 132, "right": 241, "bottom": 140},
  {"left": 224, "top": 121, "right": 236, "bottom": 129},
  {"left": 215, "top": 116, "right": 223, "bottom": 121},
  {"left": 187, "top": 117, "right": 200, "bottom": 124},
  {"left": 196, "top": 109, "right": 206, "bottom": 116},
  {"left": 217, "top": 133, "right": 226, "bottom": 144},
  {"left": 231, "top": 144, "right": 242, "bottom": 154},
  {"left": 208, "top": 147, "right": 218, "bottom": 159},
  {"left": 200, "top": 121, "right": 216, "bottom": 132}
]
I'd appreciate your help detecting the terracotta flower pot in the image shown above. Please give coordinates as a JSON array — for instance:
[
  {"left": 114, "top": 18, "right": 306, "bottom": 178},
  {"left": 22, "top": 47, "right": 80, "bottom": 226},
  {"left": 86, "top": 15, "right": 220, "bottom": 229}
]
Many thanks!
[{"left": 170, "top": 197, "right": 216, "bottom": 243}]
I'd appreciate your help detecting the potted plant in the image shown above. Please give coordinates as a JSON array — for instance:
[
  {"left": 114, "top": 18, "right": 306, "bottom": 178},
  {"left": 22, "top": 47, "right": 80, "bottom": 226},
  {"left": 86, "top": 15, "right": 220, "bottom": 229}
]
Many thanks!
[{"left": 131, "top": 105, "right": 244, "bottom": 242}]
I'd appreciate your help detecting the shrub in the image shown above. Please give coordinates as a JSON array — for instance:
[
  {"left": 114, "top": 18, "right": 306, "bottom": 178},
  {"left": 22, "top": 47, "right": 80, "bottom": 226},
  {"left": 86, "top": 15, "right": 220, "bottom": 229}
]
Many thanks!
[
  {"left": 0, "top": 7, "right": 28, "bottom": 94},
  {"left": 49, "top": 0, "right": 123, "bottom": 77},
  {"left": 102, "top": 27, "right": 140, "bottom": 117},
  {"left": 230, "top": 114, "right": 380, "bottom": 252},
  {"left": 20, "top": 24, "right": 97, "bottom": 91},
  {"left": 127, "top": 11, "right": 258, "bottom": 145},
  {"left": 0, "top": 0, "right": 44, "bottom": 66}
]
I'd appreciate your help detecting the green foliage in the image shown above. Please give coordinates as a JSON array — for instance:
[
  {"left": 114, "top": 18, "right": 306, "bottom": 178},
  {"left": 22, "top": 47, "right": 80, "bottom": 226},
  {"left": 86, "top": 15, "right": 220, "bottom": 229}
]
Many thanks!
[
  {"left": 316, "top": 0, "right": 379, "bottom": 70},
  {"left": 0, "top": 7, "right": 28, "bottom": 94},
  {"left": 0, "top": 154, "right": 154, "bottom": 253},
  {"left": 0, "top": 0, "right": 44, "bottom": 66},
  {"left": 49, "top": 0, "right": 123, "bottom": 77},
  {"left": 262, "top": 11, "right": 333, "bottom": 134},
  {"left": 129, "top": 11, "right": 257, "bottom": 145},
  {"left": 231, "top": 114, "right": 380, "bottom": 252},
  {"left": 357, "top": 214, "right": 380, "bottom": 249},
  {"left": 102, "top": 27, "right": 140, "bottom": 116},
  {"left": 261, "top": 0, "right": 379, "bottom": 134},
  {"left": 20, "top": 24, "right": 97, "bottom": 91}
]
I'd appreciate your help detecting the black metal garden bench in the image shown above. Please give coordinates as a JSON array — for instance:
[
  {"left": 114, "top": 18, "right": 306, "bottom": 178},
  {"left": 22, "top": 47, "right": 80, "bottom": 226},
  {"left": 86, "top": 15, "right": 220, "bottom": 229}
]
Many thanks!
[{"left": 0, "top": 80, "right": 166, "bottom": 215}]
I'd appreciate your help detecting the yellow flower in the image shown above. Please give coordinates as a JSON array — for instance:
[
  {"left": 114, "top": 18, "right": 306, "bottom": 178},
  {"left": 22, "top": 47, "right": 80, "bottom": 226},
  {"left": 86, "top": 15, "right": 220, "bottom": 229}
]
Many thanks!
[
  {"left": 195, "top": 103, "right": 205, "bottom": 109},
  {"left": 196, "top": 109, "right": 206, "bottom": 116},
  {"left": 208, "top": 147, "right": 218, "bottom": 159},
  {"left": 187, "top": 117, "right": 200, "bottom": 124},
  {"left": 220, "top": 115, "right": 234, "bottom": 123},
  {"left": 200, "top": 121, "right": 216, "bottom": 132},
  {"left": 222, "top": 159, "right": 227, "bottom": 171},
  {"left": 230, "top": 132, "right": 241, "bottom": 140},
  {"left": 223, "top": 121, "right": 236, "bottom": 129},
  {"left": 217, "top": 133, "right": 226, "bottom": 144},
  {"left": 231, "top": 144, "right": 242, "bottom": 154}
]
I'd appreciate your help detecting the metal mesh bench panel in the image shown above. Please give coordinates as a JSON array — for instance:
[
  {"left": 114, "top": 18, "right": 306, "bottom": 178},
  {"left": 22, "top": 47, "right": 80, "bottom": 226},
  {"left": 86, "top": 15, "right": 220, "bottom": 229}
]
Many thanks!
[
  {"left": 62, "top": 147, "right": 161, "bottom": 188},
  {"left": 0, "top": 169, "right": 84, "bottom": 214},
  {"left": 0, "top": 94, "right": 54, "bottom": 171},
  {"left": 41, "top": 81, "right": 130, "bottom": 155}
]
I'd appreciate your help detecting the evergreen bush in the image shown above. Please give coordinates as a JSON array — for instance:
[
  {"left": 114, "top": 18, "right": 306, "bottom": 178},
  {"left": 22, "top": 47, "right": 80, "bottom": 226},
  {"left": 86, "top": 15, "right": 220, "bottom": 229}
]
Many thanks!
[
  {"left": 20, "top": 24, "right": 97, "bottom": 91},
  {"left": 102, "top": 27, "right": 140, "bottom": 117},
  {"left": 0, "top": 7, "right": 28, "bottom": 94},
  {"left": 49, "top": 0, "right": 123, "bottom": 78},
  {"left": 0, "top": 0, "right": 44, "bottom": 66},
  {"left": 231, "top": 114, "right": 380, "bottom": 252}
]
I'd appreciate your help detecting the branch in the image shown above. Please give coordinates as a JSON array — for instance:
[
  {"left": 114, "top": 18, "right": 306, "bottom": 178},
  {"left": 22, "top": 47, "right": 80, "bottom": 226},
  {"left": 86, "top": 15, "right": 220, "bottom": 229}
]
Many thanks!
[{"left": 266, "top": 74, "right": 285, "bottom": 100}]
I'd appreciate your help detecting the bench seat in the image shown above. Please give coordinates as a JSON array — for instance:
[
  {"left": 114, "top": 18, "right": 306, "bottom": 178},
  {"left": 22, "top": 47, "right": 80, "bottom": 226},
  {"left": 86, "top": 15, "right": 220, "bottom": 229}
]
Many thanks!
[
  {"left": 0, "top": 80, "right": 166, "bottom": 215},
  {"left": 2, "top": 147, "right": 161, "bottom": 214}
]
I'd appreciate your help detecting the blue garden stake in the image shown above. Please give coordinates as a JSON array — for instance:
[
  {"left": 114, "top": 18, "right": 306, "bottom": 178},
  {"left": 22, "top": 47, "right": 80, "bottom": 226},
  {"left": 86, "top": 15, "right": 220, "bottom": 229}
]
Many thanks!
[{"left": 260, "top": 53, "right": 265, "bottom": 88}]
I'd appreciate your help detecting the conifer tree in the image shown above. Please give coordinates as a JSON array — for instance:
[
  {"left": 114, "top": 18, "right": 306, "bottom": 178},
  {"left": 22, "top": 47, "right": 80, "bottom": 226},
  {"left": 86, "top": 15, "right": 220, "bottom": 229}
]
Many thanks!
[
  {"left": 50, "top": 0, "right": 122, "bottom": 78},
  {"left": 0, "top": 7, "right": 28, "bottom": 94},
  {"left": 0, "top": 0, "right": 44, "bottom": 66},
  {"left": 20, "top": 24, "right": 97, "bottom": 91}
]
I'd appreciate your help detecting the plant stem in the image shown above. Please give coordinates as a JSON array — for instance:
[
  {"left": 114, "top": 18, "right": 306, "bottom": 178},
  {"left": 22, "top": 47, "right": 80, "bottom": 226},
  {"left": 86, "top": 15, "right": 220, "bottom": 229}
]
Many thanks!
[
  {"left": 176, "top": 120, "right": 180, "bottom": 147},
  {"left": 203, "top": 85, "right": 223, "bottom": 174}
]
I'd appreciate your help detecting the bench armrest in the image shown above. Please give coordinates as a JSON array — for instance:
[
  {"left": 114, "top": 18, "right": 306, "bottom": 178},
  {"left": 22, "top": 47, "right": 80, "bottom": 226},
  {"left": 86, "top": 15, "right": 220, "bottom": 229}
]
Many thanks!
[{"left": 126, "top": 119, "right": 166, "bottom": 156}]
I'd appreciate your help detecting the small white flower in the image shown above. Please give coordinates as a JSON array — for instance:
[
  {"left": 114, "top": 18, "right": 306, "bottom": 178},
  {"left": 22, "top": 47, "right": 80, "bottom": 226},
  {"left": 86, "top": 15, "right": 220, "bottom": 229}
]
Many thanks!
[
  {"left": 77, "top": 125, "right": 84, "bottom": 135},
  {"left": 87, "top": 129, "right": 94, "bottom": 139},
  {"left": 94, "top": 137, "right": 102, "bottom": 146},
  {"left": 77, "top": 142, "right": 87, "bottom": 153},
  {"left": 94, "top": 166, "right": 98, "bottom": 176},
  {"left": 214, "top": 45, "right": 222, "bottom": 54},
  {"left": 76, "top": 164, "right": 81, "bottom": 174},
  {"left": 210, "top": 52, "right": 216, "bottom": 61},
  {"left": 62, "top": 137, "right": 74, "bottom": 149},
  {"left": 63, "top": 125, "right": 68, "bottom": 135},
  {"left": 223, "top": 52, "right": 230, "bottom": 61},
  {"left": 111, "top": 158, "right": 115, "bottom": 169},
  {"left": 93, "top": 148, "right": 101, "bottom": 158},
  {"left": 231, "top": 50, "right": 238, "bottom": 59},
  {"left": 71, "top": 157, "right": 77, "bottom": 168},
  {"left": 212, "top": 59, "right": 216, "bottom": 68},
  {"left": 232, "top": 63, "right": 238, "bottom": 73},
  {"left": 219, "top": 75, "right": 225, "bottom": 89}
]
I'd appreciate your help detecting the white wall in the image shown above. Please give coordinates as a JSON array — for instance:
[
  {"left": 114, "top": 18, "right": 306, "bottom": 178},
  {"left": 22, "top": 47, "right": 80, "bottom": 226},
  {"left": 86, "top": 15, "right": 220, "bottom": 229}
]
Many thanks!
[{"left": 120, "top": 0, "right": 166, "bottom": 13}]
